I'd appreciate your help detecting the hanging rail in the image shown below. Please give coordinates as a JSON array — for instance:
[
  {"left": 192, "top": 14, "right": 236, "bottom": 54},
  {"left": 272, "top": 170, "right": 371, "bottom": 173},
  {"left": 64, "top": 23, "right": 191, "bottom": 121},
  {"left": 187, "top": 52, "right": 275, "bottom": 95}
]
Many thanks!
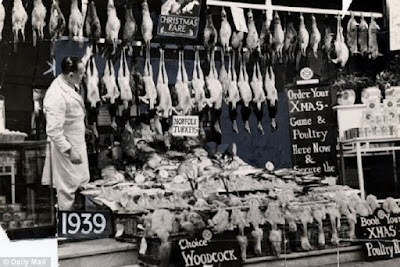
[{"left": 206, "top": 0, "right": 383, "bottom": 18}]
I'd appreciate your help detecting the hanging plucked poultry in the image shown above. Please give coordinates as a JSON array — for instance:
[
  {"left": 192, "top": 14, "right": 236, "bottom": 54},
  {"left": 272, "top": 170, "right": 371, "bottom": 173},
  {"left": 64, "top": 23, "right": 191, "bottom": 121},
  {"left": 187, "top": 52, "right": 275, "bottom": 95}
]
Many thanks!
[
  {"left": 358, "top": 14, "right": 369, "bottom": 56},
  {"left": 284, "top": 13, "right": 297, "bottom": 63},
  {"left": 174, "top": 50, "right": 192, "bottom": 115},
  {"left": 273, "top": 11, "right": 284, "bottom": 63},
  {"left": 142, "top": 0, "right": 153, "bottom": 51},
  {"left": 85, "top": 0, "right": 101, "bottom": 49},
  {"left": 264, "top": 66, "right": 278, "bottom": 131},
  {"left": 368, "top": 16, "right": 380, "bottom": 59},
  {"left": 31, "top": 0, "right": 46, "bottom": 47},
  {"left": 219, "top": 7, "right": 231, "bottom": 55},
  {"left": 12, "top": 0, "right": 28, "bottom": 53},
  {"left": 0, "top": 1, "right": 5, "bottom": 41},
  {"left": 123, "top": 6, "right": 137, "bottom": 55},
  {"left": 85, "top": 54, "right": 100, "bottom": 109},
  {"left": 206, "top": 50, "right": 223, "bottom": 134},
  {"left": 106, "top": 0, "right": 121, "bottom": 55},
  {"left": 250, "top": 60, "right": 266, "bottom": 134},
  {"left": 331, "top": 15, "right": 349, "bottom": 67},
  {"left": 192, "top": 46, "right": 208, "bottom": 113},
  {"left": 101, "top": 59, "right": 120, "bottom": 130},
  {"left": 310, "top": 14, "right": 321, "bottom": 58},
  {"left": 322, "top": 16, "right": 333, "bottom": 60},
  {"left": 204, "top": 11, "right": 218, "bottom": 63},
  {"left": 260, "top": 11, "right": 273, "bottom": 66},
  {"left": 298, "top": 13, "right": 309, "bottom": 57},
  {"left": 347, "top": 12, "right": 359, "bottom": 56},
  {"left": 226, "top": 50, "right": 240, "bottom": 133},
  {"left": 49, "top": 0, "right": 65, "bottom": 56},
  {"left": 140, "top": 47, "right": 157, "bottom": 110},
  {"left": 219, "top": 50, "right": 229, "bottom": 97},
  {"left": 118, "top": 48, "right": 133, "bottom": 110},
  {"left": 237, "top": 50, "right": 253, "bottom": 133},
  {"left": 68, "top": 0, "right": 84, "bottom": 45},
  {"left": 246, "top": 9, "right": 260, "bottom": 60},
  {"left": 156, "top": 48, "right": 175, "bottom": 118}
]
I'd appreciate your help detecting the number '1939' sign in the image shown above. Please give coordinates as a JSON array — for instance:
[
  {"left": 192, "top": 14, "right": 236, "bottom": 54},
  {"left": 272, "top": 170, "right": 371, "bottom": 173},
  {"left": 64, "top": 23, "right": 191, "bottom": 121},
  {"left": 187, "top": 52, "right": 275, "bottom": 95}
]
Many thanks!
[{"left": 57, "top": 211, "right": 112, "bottom": 239}]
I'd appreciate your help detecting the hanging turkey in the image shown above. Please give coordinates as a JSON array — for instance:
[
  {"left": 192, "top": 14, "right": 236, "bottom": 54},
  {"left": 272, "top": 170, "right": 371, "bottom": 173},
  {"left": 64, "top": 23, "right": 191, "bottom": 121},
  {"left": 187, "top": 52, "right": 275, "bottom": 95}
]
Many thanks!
[
  {"left": 106, "top": 0, "right": 121, "bottom": 55},
  {"left": 273, "top": 11, "right": 284, "bottom": 63},
  {"left": 246, "top": 9, "right": 260, "bottom": 61},
  {"left": 156, "top": 48, "right": 175, "bottom": 118},
  {"left": 358, "top": 14, "right": 369, "bottom": 56},
  {"left": 260, "top": 10, "right": 273, "bottom": 66},
  {"left": 204, "top": 9, "right": 218, "bottom": 63},
  {"left": 296, "top": 13, "right": 309, "bottom": 70},
  {"left": 237, "top": 50, "right": 253, "bottom": 133},
  {"left": 123, "top": 6, "right": 137, "bottom": 56},
  {"left": 192, "top": 46, "right": 208, "bottom": 135},
  {"left": 264, "top": 66, "right": 278, "bottom": 131},
  {"left": 174, "top": 49, "right": 192, "bottom": 115},
  {"left": 0, "top": 0, "right": 4, "bottom": 41},
  {"left": 101, "top": 59, "right": 120, "bottom": 131},
  {"left": 118, "top": 48, "right": 133, "bottom": 111},
  {"left": 250, "top": 60, "right": 266, "bottom": 134},
  {"left": 49, "top": 0, "right": 65, "bottom": 56},
  {"left": 284, "top": 13, "right": 297, "bottom": 64},
  {"left": 368, "top": 16, "right": 380, "bottom": 59},
  {"left": 85, "top": 0, "right": 101, "bottom": 51},
  {"left": 310, "top": 14, "right": 321, "bottom": 58},
  {"left": 206, "top": 49, "right": 223, "bottom": 134},
  {"left": 12, "top": 0, "right": 28, "bottom": 53},
  {"left": 219, "top": 7, "right": 231, "bottom": 55},
  {"left": 31, "top": 0, "right": 46, "bottom": 47},
  {"left": 85, "top": 54, "right": 101, "bottom": 139},
  {"left": 142, "top": 0, "right": 153, "bottom": 51},
  {"left": 68, "top": 0, "right": 84, "bottom": 46},
  {"left": 139, "top": 46, "right": 157, "bottom": 110},
  {"left": 347, "top": 12, "right": 359, "bottom": 56},
  {"left": 226, "top": 50, "right": 240, "bottom": 133},
  {"left": 331, "top": 15, "right": 349, "bottom": 68}
]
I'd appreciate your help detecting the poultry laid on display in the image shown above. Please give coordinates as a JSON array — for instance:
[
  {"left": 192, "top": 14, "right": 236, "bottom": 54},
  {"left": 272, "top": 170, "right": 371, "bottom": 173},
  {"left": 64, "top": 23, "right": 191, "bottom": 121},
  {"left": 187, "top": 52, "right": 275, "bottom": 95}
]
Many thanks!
[
  {"left": 273, "top": 11, "right": 284, "bottom": 63},
  {"left": 310, "top": 14, "right": 321, "bottom": 58},
  {"left": 298, "top": 13, "right": 309, "bottom": 57},
  {"left": 219, "top": 7, "right": 231, "bottom": 55},
  {"left": 204, "top": 10, "right": 218, "bottom": 63},
  {"left": 12, "top": 0, "right": 28, "bottom": 53},
  {"left": 299, "top": 206, "right": 313, "bottom": 251},
  {"left": 382, "top": 197, "right": 400, "bottom": 214},
  {"left": 312, "top": 205, "right": 326, "bottom": 247},
  {"left": 358, "top": 14, "right": 369, "bottom": 56},
  {"left": 250, "top": 60, "right": 266, "bottom": 134},
  {"left": 174, "top": 50, "right": 192, "bottom": 115},
  {"left": 106, "top": 0, "right": 121, "bottom": 55},
  {"left": 0, "top": 1, "right": 4, "bottom": 41},
  {"left": 283, "top": 13, "right": 297, "bottom": 64},
  {"left": 123, "top": 7, "right": 137, "bottom": 55},
  {"left": 206, "top": 50, "right": 223, "bottom": 134},
  {"left": 368, "top": 16, "right": 380, "bottom": 59},
  {"left": 265, "top": 202, "right": 284, "bottom": 256},
  {"left": 338, "top": 198, "right": 357, "bottom": 241},
  {"left": 347, "top": 12, "right": 359, "bottom": 56},
  {"left": 246, "top": 9, "right": 260, "bottom": 61},
  {"left": 142, "top": 0, "right": 153, "bottom": 51},
  {"left": 139, "top": 47, "right": 157, "bottom": 110},
  {"left": 209, "top": 208, "right": 229, "bottom": 233},
  {"left": 101, "top": 59, "right": 120, "bottom": 130},
  {"left": 322, "top": 16, "right": 333, "bottom": 60},
  {"left": 231, "top": 208, "right": 248, "bottom": 260},
  {"left": 31, "top": 0, "right": 46, "bottom": 47},
  {"left": 366, "top": 194, "right": 380, "bottom": 215},
  {"left": 331, "top": 15, "right": 349, "bottom": 68},
  {"left": 260, "top": 11, "right": 273, "bottom": 65},
  {"left": 49, "top": 0, "right": 65, "bottom": 56},
  {"left": 85, "top": 0, "right": 101, "bottom": 51},
  {"left": 246, "top": 203, "right": 264, "bottom": 256},
  {"left": 156, "top": 48, "right": 175, "bottom": 118},
  {"left": 326, "top": 204, "right": 340, "bottom": 246},
  {"left": 264, "top": 66, "right": 278, "bottom": 131},
  {"left": 118, "top": 48, "right": 133, "bottom": 110},
  {"left": 68, "top": 0, "right": 84, "bottom": 45},
  {"left": 226, "top": 50, "right": 240, "bottom": 133},
  {"left": 237, "top": 51, "right": 253, "bottom": 133}
]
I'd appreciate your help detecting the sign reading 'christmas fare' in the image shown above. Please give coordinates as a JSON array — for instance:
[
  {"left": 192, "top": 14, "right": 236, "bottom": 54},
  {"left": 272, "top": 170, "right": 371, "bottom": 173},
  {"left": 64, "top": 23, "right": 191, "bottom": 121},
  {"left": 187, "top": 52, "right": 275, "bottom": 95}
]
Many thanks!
[
  {"left": 158, "top": 0, "right": 202, "bottom": 38},
  {"left": 358, "top": 208, "right": 400, "bottom": 261}
]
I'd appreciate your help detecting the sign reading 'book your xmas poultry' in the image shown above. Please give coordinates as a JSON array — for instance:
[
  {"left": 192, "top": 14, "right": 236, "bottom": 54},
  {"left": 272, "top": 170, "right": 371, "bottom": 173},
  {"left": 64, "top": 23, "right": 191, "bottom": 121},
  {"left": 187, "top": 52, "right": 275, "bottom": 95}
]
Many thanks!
[
  {"left": 175, "top": 229, "right": 242, "bottom": 267},
  {"left": 287, "top": 85, "right": 337, "bottom": 175},
  {"left": 358, "top": 208, "right": 400, "bottom": 261},
  {"left": 157, "top": 0, "right": 202, "bottom": 38}
]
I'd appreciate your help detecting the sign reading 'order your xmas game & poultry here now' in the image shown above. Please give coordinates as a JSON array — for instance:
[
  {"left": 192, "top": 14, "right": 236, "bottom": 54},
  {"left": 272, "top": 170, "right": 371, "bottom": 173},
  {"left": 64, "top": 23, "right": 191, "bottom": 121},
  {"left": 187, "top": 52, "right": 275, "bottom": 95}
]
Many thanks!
[
  {"left": 287, "top": 86, "right": 337, "bottom": 175},
  {"left": 157, "top": 0, "right": 202, "bottom": 38},
  {"left": 358, "top": 208, "right": 400, "bottom": 261}
]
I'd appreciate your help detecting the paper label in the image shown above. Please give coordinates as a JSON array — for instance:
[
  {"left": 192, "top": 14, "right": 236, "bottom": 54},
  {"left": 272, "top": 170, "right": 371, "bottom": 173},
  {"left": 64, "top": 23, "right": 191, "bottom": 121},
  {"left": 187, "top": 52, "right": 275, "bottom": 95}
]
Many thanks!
[
  {"left": 139, "top": 237, "right": 147, "bottom": 255},
  {"left": 230, "top": 7, "right": 248, "bottom": 33},
  {"left": 172, "top": 116, "right": 199, "bottom": 136}
]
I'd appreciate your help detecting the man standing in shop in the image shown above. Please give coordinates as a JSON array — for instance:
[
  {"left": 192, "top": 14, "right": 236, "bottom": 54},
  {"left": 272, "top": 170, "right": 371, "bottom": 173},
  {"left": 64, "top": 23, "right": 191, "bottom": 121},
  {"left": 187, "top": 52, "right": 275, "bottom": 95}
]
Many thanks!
[{"left": 42, "top": 56, "right": 89, "bottom": 211}]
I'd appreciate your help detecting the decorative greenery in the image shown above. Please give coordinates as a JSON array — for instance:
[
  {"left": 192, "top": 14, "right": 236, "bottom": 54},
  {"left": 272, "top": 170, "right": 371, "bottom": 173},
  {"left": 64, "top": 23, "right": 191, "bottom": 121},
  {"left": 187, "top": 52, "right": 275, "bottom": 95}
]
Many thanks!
[
  {"left": 376, "top": 70, "right": 400, "bottom": 91},
  {"left": 332, "top": 74, "right": 374, "bottom": 92}
]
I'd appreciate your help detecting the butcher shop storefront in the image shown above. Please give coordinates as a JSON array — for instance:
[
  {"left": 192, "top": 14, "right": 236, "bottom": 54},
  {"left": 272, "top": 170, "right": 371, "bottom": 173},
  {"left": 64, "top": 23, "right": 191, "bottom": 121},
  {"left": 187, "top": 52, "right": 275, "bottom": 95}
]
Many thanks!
[{"left": 3, "top": 0, "right": 400, "bottom": 266}]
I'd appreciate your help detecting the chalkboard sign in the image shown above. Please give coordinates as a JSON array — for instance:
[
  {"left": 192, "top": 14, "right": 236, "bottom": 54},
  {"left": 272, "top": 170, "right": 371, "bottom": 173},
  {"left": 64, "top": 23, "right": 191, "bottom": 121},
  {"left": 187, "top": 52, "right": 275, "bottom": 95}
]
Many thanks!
[
  {"left": 287, "top": 86, "right": 337, "bottom": 175},
  {"left": 174, "top": 229, "right": 242, "bottom": 267},
  {"left": 358, "top": 208, "right": 400, "bottom": 261}
]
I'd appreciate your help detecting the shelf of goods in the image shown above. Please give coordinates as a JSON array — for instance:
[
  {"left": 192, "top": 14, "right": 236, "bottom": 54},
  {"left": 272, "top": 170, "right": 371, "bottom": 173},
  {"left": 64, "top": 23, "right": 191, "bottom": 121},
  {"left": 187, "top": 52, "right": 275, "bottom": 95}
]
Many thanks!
[{"left": 80, "top": 141, "right": 381, "bottom": 266}]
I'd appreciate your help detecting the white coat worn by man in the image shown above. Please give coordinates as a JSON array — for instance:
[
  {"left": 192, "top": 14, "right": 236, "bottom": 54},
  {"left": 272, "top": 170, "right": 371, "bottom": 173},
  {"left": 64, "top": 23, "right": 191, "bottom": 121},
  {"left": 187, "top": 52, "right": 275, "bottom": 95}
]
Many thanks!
[{"left": 42, "top": 56, "right": 89, "bottom": 210}]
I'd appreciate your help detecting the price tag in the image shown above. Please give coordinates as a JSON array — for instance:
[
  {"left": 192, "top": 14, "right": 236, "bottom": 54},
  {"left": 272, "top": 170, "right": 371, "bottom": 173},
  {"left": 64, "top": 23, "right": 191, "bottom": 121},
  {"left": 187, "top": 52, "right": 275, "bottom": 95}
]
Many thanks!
[{"left": 57, "top": 211, "right": 112, "bottom": 239}]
